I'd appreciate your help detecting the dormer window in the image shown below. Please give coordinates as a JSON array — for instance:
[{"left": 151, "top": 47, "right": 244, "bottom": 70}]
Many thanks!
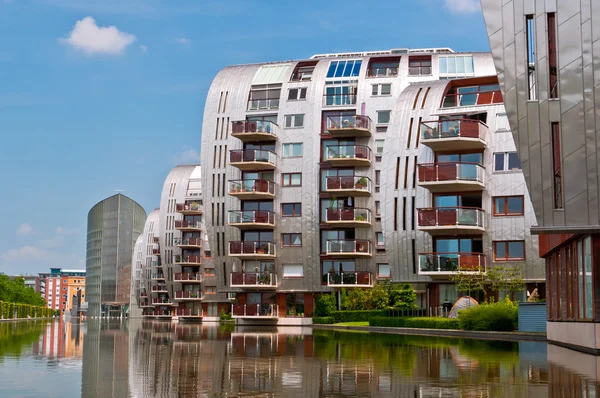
[{"left": 291, "top": 61, "right": 317, "bottom": 81}]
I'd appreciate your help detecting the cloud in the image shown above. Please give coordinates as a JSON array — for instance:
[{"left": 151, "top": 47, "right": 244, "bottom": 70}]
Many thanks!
[
  {"left": 175, "top": 37, "right": 191, "bottom": 45},
  {"left": 39, "top": 236, "right": 65, "bottom": 249},
  {"left": 444, "top": 0, "right": 480, "bottom": 13},
  {"left": 55, "top": 226, "right": 79, "bottom": 235},
  {"left": 1, "top": 246, "right": 85, "bottom": 275},
  {"left": 174, "top": 146, "right": 200, "bottom": 165},
  {"left": 61, "top": 16, "right": 136, "bottom": 55},
  {"left": 16, "top": 223, "right": 33, "bottom": 236},
  {"left": 140, "top": 44, "right": 148, "bottom": 53}
]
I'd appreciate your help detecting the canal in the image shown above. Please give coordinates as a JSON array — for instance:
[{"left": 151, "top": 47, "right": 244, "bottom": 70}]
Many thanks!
[{"left": 0, "top": 320, "right": 595, "bottom": 397}]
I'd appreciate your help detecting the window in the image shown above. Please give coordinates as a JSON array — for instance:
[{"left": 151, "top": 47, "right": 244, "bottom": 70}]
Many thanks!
[
  {"left": 377, "top": 264, "right": 391, "bottom": 278},
  {"left": 326, "top": 60, "right": 362, "bottom": 78},
  {"left": 375, "top": 201, "right": 381, "bottom": 217},
  {"left": 493, "top": 241, "right": 525, "bottom": 261},
  {"left": 371, "top": 83, "right": 392, "bottom": 96},
  {"left": 291, "top": 61, "right": 317, "bottom": 81},
  {"left": 442, "top": 83, "right": 502, "bottom": 107},
  {"left": 288, "top": 87, "right": 307, "bottom": 100},
  {"left": 438, "top": 55, "right": 474, "bottom": 76},
  {"left": 282, "top": 173, "right": 302, "bottom": 187},
  {"left": 408, "top": 56, "right": 432, "bottom": 75},
  {"left": 204, "top": 268, "right": 216, "bottom": 277},
  {"left": 63, "top": 287, "right": 67, "bottom": 291},
  {"left": 367, "top": 58, "right": 400, "bottom": 77},
  {"left": 496, "top": 113, "right": 509, "bottom": 131},
  {"left": 282, "top": 233, "right": 302, "bottom": 247},
  {"left": 375, "top": 140, "right": 384, "bottom": 154},
  {"left": 526, "top": 15, "right": 537, "bottom": 100},
  {"left": 377, "top": 110, "right": 391, "bottom": 124},
  {"left": 283, "top": 264, "right": 304, "bottom": 278},
  {"left": 375, "top": 170, "right": 381, "bottom": 186},
  {"left": 204, "top": 251, "right": 212, "bottom": 258},
  {"left": 494, "top": 152, "right": 521, "bottom": 172},
  {"left": 282, "top": 143, "right": 303, "bottom": 157},
  {"left": 324, "top": 81, "right": 357, "bottom": 106},
  {"left": 282, "top": 203, "right": 301, "bottom": 217},
  {"left": 493, "top": 196, "right": 524, "bottom": 216},
  {"left": 247, "top": 84, "right": 281, "bottom": 110},
  {"left": 376, "top": 232, "right": 384, "bottom": 248},
  {"left": 205, "top": 286, "right": 216, "bottom": 295},
  {"left": 548, "top": 13, "right": 558, "bottom": 98},
  {"left": 284, "top": 114, "right": 304, "bottom": 128},
  {"left": 551, "top": 122, "right": 563, "bottom": 209}
]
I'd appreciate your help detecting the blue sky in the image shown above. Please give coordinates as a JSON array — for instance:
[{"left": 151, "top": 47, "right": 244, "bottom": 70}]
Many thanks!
[{"left": 0, "top": 0, "right": 489, "bottom": 276}]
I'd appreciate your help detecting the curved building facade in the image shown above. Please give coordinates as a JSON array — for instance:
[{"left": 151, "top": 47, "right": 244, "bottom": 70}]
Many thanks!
[{"left": 86, "top": 194, "right": 146, "bottom": 317}]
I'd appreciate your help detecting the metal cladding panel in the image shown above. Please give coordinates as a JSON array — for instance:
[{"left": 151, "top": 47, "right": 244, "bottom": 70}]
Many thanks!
[{"left": 129, "top": 234, "right": 144, "bottom": 318}]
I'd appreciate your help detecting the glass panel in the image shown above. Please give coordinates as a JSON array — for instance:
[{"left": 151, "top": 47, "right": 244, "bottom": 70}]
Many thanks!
[
  {"left": 295, "top": 114, "right": 304, "bottom": 127},
  {"left": 464, "top": 56, "right": 474, "bottom": 73},
  {"left": 351, "top": 60, "right": 362, "bottom": 76},
  {"left": 507, "top": 197, "right": 523, "bottom": 214},
  {"left": 495, "top": 198, "right": 505, "bottom": 215},
  {"left": 435, "top": 239, "right": 459, "bottom": 252},
  {"left": 291, "top": 174, "right": 301, "bottom": 185},
  {"left": 447, "top": 57, "right": 456, "bottom": 73},
  {"left": 494, "top": 153, "right": 505, "bottom": 171},
  {"left": 381, "top": 84, "right": 391, "bottom": 95},
  {"left": 439, "top": 56, "right": 447, "bottom": 74},
  {"left": 508, "top": 241, "right": 524, "bottom": 259},
  {"left": 579, "top": 240, "right": 584, "bottom": 319},
  {"left": 495, "top": 242, "right": 506, "bottom": 259},
  {"left": 585, "top": 237, "right": 593, "bottom": 319},
  {"left": 460, "top": 153, "right": 483, "bottom": 164},
  {"left": 377, "top": 232, "right": 384, "bottom": 246},
  {"left": 437, "top": 154, "right": 460, "bottom": 162},
  {"left": 508, "top": 152, "right": 521, "bottom": 170},
  {"left": 377, "top": 111, "right": 391, "bottom": 124},
  {"left": 334, "top": 61, "right": 346, "bottom": 77},
  {"left": 435, "top": 196, "right": 458, "bottom": 207},
  {"left": 372, "top": 85, "right": 378, "bottom": 96},
  {"left": 292, "top": 234, "right": 301, "bottom": 246},
  {"left": 459, "top": 239, "right": 473, "bottom": 252},
  {"left": 378, "top": 264, "right": 391, "bottom": 277},
  {"left": 326, "top": 62, "right": 337, "bottom": 78},
  {"left": 343, "top": 61, "right": 353, "bottom": 77}
]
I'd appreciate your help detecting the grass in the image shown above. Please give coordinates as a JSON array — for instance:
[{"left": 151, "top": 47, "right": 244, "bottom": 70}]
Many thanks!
[{"left": 334, "top": 321, "right": 369, "bottom": 326}]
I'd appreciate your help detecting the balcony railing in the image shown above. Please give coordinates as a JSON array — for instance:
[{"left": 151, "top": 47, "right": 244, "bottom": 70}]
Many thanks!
[
  {"left": 325, "top": 208, "right": 371, "bottom": 225},
  {"left": 326, "top": 239, "right": 372, "bottom": 256},
  {"left": 417, "top": 162, "right": 485, "bottom": 187},
  {"left": 327, "top": 271, "right": 373, "bottom": 287},
  {"left": 151, "top": 285, "right": 168, "bottom": 292},
  {"left": 231, "top": 304, "right": 279, "bottom": 318},
  {"left": 324, "top": 145, "right": 372, "bottom": 164},
  {"left": 231, "top": 120, "right": 278, "bottom": 141},
  {"left": 175, "top": 291, "right": 201, "bottom": 300},
  {"left": 152, "top": 248, "right": 161, "bottom": 256},
  {"left": 367, "top": 67, "right": 398, "bottom": 77},
  {"left": 152, "top": 298, "right": 173, "bottom": 305},
  {"left": 323, "top": 93, "right": 357, "bottom": 106},
  {"left": 228, "top": 210, "right": 276, "bottom": 227},
  {"left": 420, "top": 119, "right": 487, "bottom": 149},
  {"left": 174, "top": 237, "right": 203, "bottom": 247},
  {"left": 324, "top": 115, "right": 371, "bottom": 135},
  {"left": 409, "top": 65, "right": 432, "bottom": 75},
  {"left": 325, "top": 176, "right": 371, "bottom": 195},
  {"left": 229, "top": 179, "right": 276, "bottom": 196},
  {"left": 247, "top": 98, "right": 280, "bottom": 111},
  {"left": 176, "top": 308, "right": 204, "bottom": 317},
  {"left": 174, "top": 255, "right": 202, "bottom": 265},
  {"left": 229, "top": 241, "right": 276, "bottom": 257},
  {"left": 442, "top": 89, "right": 503, "bottom": 108},
  {"left": 174, "top": 220, "right": 202, "bottom": 230},
  {"left": 151, "top": 274, "right": 165, "bottom": 280},
  {"left": 229, "top": 149, "right": 276, "bottom": 168},
  {"left": 173, "top": 273, "right": 202, "bottom": 282},
  {"left": 176, "top": 203, "right": 202, "bottom": 214},
  {"left": 417, "top": 207, "right": 485, "bottom": 229},
  {"left": 151, "top": 261, "right": 161, "bottom": 267},
  {"left": 419, "top": 252, "right": 487, "bottom": 274},
  {"left": 230, "top": 272, "right": 277, "bottom": 288}
]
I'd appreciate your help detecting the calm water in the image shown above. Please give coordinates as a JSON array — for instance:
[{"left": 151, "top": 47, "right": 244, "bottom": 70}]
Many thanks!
[{"left": 0, "top": 320, "right": 596, "bottom": 397}]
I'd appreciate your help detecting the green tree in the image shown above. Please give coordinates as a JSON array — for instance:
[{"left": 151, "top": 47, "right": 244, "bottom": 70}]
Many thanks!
[
  {"left": 487, "top": 265, "right": 525, "bottom": 301},
  {"left": 315, "top": 293, "right": 337, "bottom": 316},
  {"left": 0, "top": 275, "right": 45, "bottom": 307},
  {"left": 449, "top": 266, "right": 486, "bottom": 299}
]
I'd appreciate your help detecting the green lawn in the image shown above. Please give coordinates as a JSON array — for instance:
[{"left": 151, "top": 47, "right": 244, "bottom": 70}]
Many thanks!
[{"left": 334, "top": 321, "right": 369, "bottom": 326}]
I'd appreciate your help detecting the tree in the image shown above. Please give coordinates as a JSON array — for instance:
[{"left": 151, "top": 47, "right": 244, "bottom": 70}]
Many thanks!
[
  {"left": 315, "top": 293, "right": 337, "bottom": 316},
  {"left": 449, "top": 266, "right": 486, "bottom": 299},
  {"left": 0, "top": 275, "right": 45, "bottom": 307},
  {"left": 487, "top": 265, "right": 525, "bottom": 301}
]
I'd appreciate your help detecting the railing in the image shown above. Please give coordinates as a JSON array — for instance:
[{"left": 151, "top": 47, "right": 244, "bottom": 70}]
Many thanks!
[
  {"left": 323, "top": 93, "right": 357, "bottom": 106},
  {"left": 419, "top": 252, "right": 487, "bottom": 273},
  {"left": 176, "top": 308, "right": 204, "bottom": 317},
  {"left": 417, "top": 162, "right": 485, "bottom": 184},
  {"left": 367, "top": 67, "right": 398, "bottom": 77},
  {"left": 151, "top": 261, "right": 161, "bottom": 267},
  {"left": 174, "top": 255, "right": 202, "bottom": 264},
  {"left": 151, "top": 285, "right": 168, "bottom": 292},
  {"left": 229, "top": 149, "right": 276, "bottom": 166},
  {"left": 420, "top": 119, "right": 487, "bottom": 142},
  {"left": 174, "top": 237, "right": 202, "bottom": 246},
  {"left": 228, "top": 210, "right": 276, "bottom": 226},
  {"left": 417, "top": 207, "right": 484, "bottom": 228},
  {"left": 229, "top": 179, "right": 276, "bottom": 195},
  {"left": 173, "top": 273, "right": 202, "bottom": 282},
  {"left": 325, "top": 208, "right": 371, "bottom": 224},
  {"left": 324, "top": 145, "right": 372, "bottom": 162},
  {"left": 176, "top": 203, "right": 202, "bottom": 212},
  {"left": 247, "top": 98, "right": 280, "bottom": 110},
  {"left": 229, "top": 241, "right": 276, "bottom": 256},
  {"left": 327, "top": 271, "right": 372, "bottom": 286},
  {"left": 231, "top": 304, "right": 279, "bottom": 317},
  {"left": 442, "top": 89, "right": 503, "bottom": 107},
  {"left": 325, "top": 176, "right": 371, "bottom": 193},
  {"left": 325, "top": 114, "right": 371, "bottom": 132},
  {"left": 326, "top": 239, "right": 372, "bottom": 255},
  {"left": 409, "top": 65, "right": 432, "bottom": 75},
  {"left": 152, "top": 248, "right": 161, "bottom": 255},
  {"left": 175, "top": 291, "right": 201, "bottom": 299},
  {"left": 230, "top": 272, "right": 277, "bottom": 287},
  {"left": 174, "top": 220, "right": 202, "bottom": 229},
  {"left": 151, "top": 274, "right": 165, "bottom": 279},
  {"left": 147, "top": 310, "right": 172, "bottom": 316},
  {"left": 152, "top": 298, "right": 172, "bottom": 304},
  {"left": 231, "top": 120, "right": 278, "bottom": 137}
]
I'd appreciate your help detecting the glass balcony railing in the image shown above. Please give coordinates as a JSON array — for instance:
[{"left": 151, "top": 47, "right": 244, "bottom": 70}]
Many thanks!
[
  {"left": 324, "top": 145, "right": 372, "bottom": 163},
  {"left": 419, "top": 252, "right": 486, "bottom": 273},
  {"left": 151, "top": 285, "right": 168, "bottom": 292},
  {"left": 228, "top": 210, "right": 276, "bottom": 226},
  {"left": 176, "top": 308, "right": 203, "bottom": 317},
  {"left": 247, "top": 98, "right": 280, "bottom": 110},
  {"left": 325, "top": 176, "right": 371, "bottom": 194},
  {"left": 231, "top": 304, "right": 279, "bottom": 318},
  {"left": 229, "top": 149, "right": 276, "bottom": 167},
  {"left": 417, "top": 207, "right": 485, "bottom": 228},
  {"left": 324, "top": 115, "right": 371, "bottom": 133},
  {"left": 152, "top": 298, "right": 172, "bottom": 304},
  {"left": 229, "top": 179, "right": 276, "bottom": 196},
  {"left": 174, "top": 237, "right": 202, "bottom": 247},
  {"left": 151, "top": 274, "right": 165, "bottom": 280},
  {"left": 175, "top": 291, "right": 201, "bottom": 299},
  {"left": 173, "top": 272, "right": 202, "bottom": 282},
  {"left": 176, "top": 202, "right": 202, "bottom": 213},
  {"left": 174, "top": 255, "right": 202, "bottom": 265},
  {"left": 229, "top": 241, "right": 276, "bottom": 256},
  {"left": 326, "top": 239, "right": 372, "bottom": 256},
  {"left": 230, "top": 272, "right": 277, "bottom": 287},
  {"left": 327, "top": 271, "right": 373, "bottom": 287},
  {"left": 367, "top": 67, "right": 399, "bottom": 77},
  {"left": 417, "top": 162, "right": 485, "bottom": 184},
  {"left": 174, "top": 220, "right": 202, "bottom": 230},
  {"left": 231, "top": 120, "right": 278, "bottom": 139},
  {"left": 325, "top": 208, "right": 371, "bottom": 224},
  {"left": 420, "top": 119, "right": 488, "bottom": 143}
]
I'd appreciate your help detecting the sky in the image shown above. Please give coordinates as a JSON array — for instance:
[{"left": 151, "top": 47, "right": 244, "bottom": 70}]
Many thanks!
[{"left": 0, "top": 0, "right": 489, "bottom": 276}]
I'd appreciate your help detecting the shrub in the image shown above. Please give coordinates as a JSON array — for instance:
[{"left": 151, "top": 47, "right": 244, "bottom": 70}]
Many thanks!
[
  {"left": 369, "top": 317, "right": 460, "bottom": 330},
  {"left": 369, "top": 284, "right": 389, "bottom": 310},
  {"left": 219, "top": 310, "right": 232, "bottom": 321},
  {"left": 458, "top": 297, "right": 518, "bottom": 331},
  {"left": 312, "top": 316, "right": 335, "bottom": 324},
  {"left": 315, "top": 293, "right": 337, "bottom": 317},
  {"left": 332, "top": 310, "right": 387, "bottom": 323}
]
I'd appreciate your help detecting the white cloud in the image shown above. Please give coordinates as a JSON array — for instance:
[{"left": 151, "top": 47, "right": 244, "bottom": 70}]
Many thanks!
[
  {"left": 445, "top": 0, "right": 480, "bottom": 14},
  {"left": 175, "top": 37, "right": 191, "bottom": 45},
  {"left": 16, "top": 223, "right": 33, "bottom": 236},
  {"left": 61, "top": 16, "right": 136, "bottom": 55},
  {"left": 55, "top": 226, "right": 79, "bottom": 235},
  {"left": 174, "top": 146, "right": 200, "bottom": 165},
  {"left": 1, "top": 245, "right": 84, "bottom": 275},
  {"left": 140, "top": 44, "right": 148, "bottom": 53}
]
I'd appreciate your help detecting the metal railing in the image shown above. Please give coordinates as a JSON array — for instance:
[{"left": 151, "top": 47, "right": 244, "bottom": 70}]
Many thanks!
[
  {"left": 325, "top": 208, "right": 371, "bottom": 224},
  {"left": 420, "top": 119, "right": 488, "bottom": 142},
  {"left": 173, "top": 272, "right": 202, "bottom": 282},
  {"left": 174, "top": 255, "right": 202, "bottom": 264},
  {"left": 367, "top": 67, "right": 398, "bottom": 77},
  {"left": 325, "top": 114, "right": 371, "bottom": 132},
  {"left": 409, "top": 65, "right": 432, "bottom": 75},
  {"left": 442, "top": 89, "right": 503, "bottom": 108},
  {"left": 229, "top": 241, "right": 276, "bottom": 256},
  {"left": 152, "top": 298, "right": 172, "bottom": 304},
  {"left": 326, "top": 239, "right": 372, "bottom": 255},
  {"left": 230, "top": 272, "right": 277, "bottom": 287},
  {"left": 231, "top": 120, "right": 278, "bottom": 137},
  {"left": 323, "top": 93, "right": 357, "bottom": 106},
  {"left": 174, "top": 237, "right": 202, "bottom": 246},
  {"left": 176, "top": 203, "right": 202, "bottom": 212},
  {"left": 151, "top": 285, "right": 168, "bottom": 292},
  {"left": 229, "top": 179, "right": 276, "bottom": 195},
  {"left": 417, "top": 162, "right": 485, "bottom": 184},
  {"left": 151, "top": 274, "right": 165, "bottom": 280},
  {"left": 175, "top": 291, "right": 201, "bottom": 299},
  {"left": 327, "top": 271, "right": 372, "bottom": 286},
  {"left": 417, "top": 207, "right": 484, "bottom": 228},
  {"left": 247, "top": 98, "right": 280, "bottom": 110},
  {"left": 176, "top": 308, "right": 204, "bottom": 317},
  {"left": 324, "top": 145, "right": 372, "bottom": 162},
  {"left": 228, "top": 210, "right": 276, "bottom": 226},
  {"left": 229, "top": 149, "right": 276, "bottom": 166},
  {"left": 231, "top": 304, "right": 279, "bottom": 317},
  {"left": 174, "top": 220, "right": 202, "bottom": 230},
  {"left": 325, "top": 176, "right": 371, "bottom": 193},
  {"left": 418, "top": 252, "right": 487, "bottom": 273}
]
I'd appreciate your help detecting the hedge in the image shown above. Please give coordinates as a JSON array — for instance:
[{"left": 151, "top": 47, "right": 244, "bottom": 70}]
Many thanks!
[
  {"left": 0, "top": 301, "right": 54, "bottom": 320},
  {"left": 458, "top": 300, "right": 518, "bottom": 331},
  {"left": 331, "top": 310, "right": 388, "bottom": 323},
  {"left": 369, "top": 317, "right": 461, "bottom": 330},
  {"left": 312, "top": 317, "right": 335, "bottom": 324}
]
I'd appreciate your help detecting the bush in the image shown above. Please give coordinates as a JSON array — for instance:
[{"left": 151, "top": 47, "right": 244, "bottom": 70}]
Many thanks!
[
  {"left": 369, "top": 317, "right": 460, "bottom": 329},
  {"left": 219, "top": 310, "right": 232, "bottom": 321},
  {"left": 315, "top": 293, "right": 337, "bottom": 317},
  {"left": 458, "top": 297, "right": 518, "bottom": 331},
  {"left": 332, "top": 310, "right": 387, "bottom": 323},
  {"left": 312, "top": 316, "right": 335, "bottom": 324}
]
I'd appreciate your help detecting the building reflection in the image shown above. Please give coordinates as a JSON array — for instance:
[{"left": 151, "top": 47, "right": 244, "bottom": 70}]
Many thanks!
[{"left": 31, "top": 320, "right": 85, "bottom": 360}]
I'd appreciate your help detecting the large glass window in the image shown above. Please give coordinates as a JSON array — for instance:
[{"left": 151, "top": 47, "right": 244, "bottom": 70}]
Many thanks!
[
  {"left": 439, "top": 55, "right": 474, "bottom": 75},
  {"left": 377, "top": 264, "right": 391, "bottom": 278},
  {"left": 282, "top": 143, "right": 303, "bottom": 157},
  {"left": 324, "top": 81, "right": 357, "bottom": 106},
  {"left": 377, "top": 110, "right": 391, "bottom": 124},
  {"left": 281, "top": 203, "right": 301, "bottom": 217},
  {"left": 247, "top": 84, "right": 281, "bottom": 110},
  {"left": 284, "top": 114, "right": 304, "bottom": 128},
  {"left": 493, "top": 241, "right": 525, "bottom": 261},
  {"left": 493, "top": 196, "right": 524, "bottom": 216},
  {"left": 326, "top": 60, "right": 362, "bottom": 78},
  {"left": 494, "top": 152, "right": 521, "bottom": 172}
]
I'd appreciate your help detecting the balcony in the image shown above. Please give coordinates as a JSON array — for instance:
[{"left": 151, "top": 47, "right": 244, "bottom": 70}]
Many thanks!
[
  {"left": 324, "top": 115, "right": 371, "bottom": 137},
  {"left": 324, "top": 145, "right": 372, "bottom": 167},
  {"left": 327, "top": 272, "right": 373, "bottom": 288},
  {"left": 230, "top": 272, "right": 277, "bottom": 289},
  {"left": 174, "top": 255, "right": 202, "bottom": 266},
  {"left": 140, "top": 302, "right": 153, "bottom": 308},
  {"left": 247, "top": 98, "right": 279, "bottom": 111},
  {"left": 417, "top": 207, "right": 485, "bottom": 235},
  {"left": 151, "top": 285, "right": 168, "bottom": 292},
  {"left": 420, "top": 119, "right": 487, "bottom": 151},
  {"left": 231, "top": 120, "right": 278, "bottom": 142},
  {"left": 174, "top": 220, "right": 202, "bottom": 232},
  {"left": 228, "top": 210, "right": 276, "bottom": 229},
  {"left": 176, "top": 308, "right": 203, "bottom": 318},
  {"left": 151, "top": 261, "right": 161, "bottom": 267},
  {"left": 417, "top": 162, "right": 485, "bottom": 193},
  {"left": 147, "top": 310, "right": 172, "bottom": 318},
  {"left": 174, "top": 237, "right": 202, "bottom": 249},
  {"left": 326, "top": 239, "right": 372, "bottom": 257},
  {"left": 229, "top": 241, "right": 276, "bottom": 259},
  {"left": 152, "top": 298, "right": 174, "bottom": 305},
  {"left": 151, "top": 274, "right": 165, "bottom": 280},
  {"left": 176, "top": 203, "right": 203, "bottom": 215},
  {"left": 325, "top": 208, "right": 372, "bottom": 228},
  {"left": 229, "top": 149, "right": 276, "bottom": 171},
  {"left": 367, "top": 67, "right": 398, "bottom": 78},
  {"left": 419, "top": 252, "right": 486, "bottom": 277},
  {"left": 152, "top": 248, "right": 161, "bottom": 256},
  {"left": 174, "top": 291, "right": 202, "bottom": 301},
  {"left": 173, "top": 273, "right": 203, "bottom": 283},
  {"left": 325, "top": 176, "right": 371, "bottom": 197},
  {"left": 229, "top": 179, "right": 276, "bottom": 200},
  {"left": 231, "top": 304, "right": 279, "bottom": 319}
]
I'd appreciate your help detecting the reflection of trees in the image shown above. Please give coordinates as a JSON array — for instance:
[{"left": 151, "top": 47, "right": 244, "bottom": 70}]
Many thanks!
[{"left": 0, "top": 321, "right": 45, "bottom": 360}]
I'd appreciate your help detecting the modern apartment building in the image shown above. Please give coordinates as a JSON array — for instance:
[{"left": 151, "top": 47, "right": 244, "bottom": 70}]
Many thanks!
[
  {"left": 40, "top": 268, "right": 86, "bottom": 314},
  {"left": 481, "top": 1, "right": 600, "bottom": 352},
  {"left": 199, "top": 47, "right": 544, "bottom": 323},
  {"left": 86, "top": 193, "right": 146, "bottom": 318}
]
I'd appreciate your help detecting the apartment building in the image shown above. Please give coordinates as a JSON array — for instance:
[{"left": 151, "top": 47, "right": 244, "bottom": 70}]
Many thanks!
[
  {"left": 481, "top": 0, "right": 600, "bottom": 352},
  {"left": 41, "top": 268, "right": 86, "bottom": 314},
  {"left": 199, "top": 47, "right": 545, "bottom": 323}
]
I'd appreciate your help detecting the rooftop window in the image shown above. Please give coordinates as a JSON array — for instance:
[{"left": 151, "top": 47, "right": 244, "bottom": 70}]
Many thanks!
[
  {"left": 247, "top": 84, "right": 281, "bottom": 111},
  {"left": 442, "top": 83, "right": 502, "bottom": 108},
  {"left": 408, "top": 56, "right": 431, "bottom": 76},
  {"left": 291, "top": 61, "right": 317, "bottom": 81},
  {"left": 326, "top": 60, "right": 362, "bottom": 78},
  {"left": 367, "top": 57, "right": 400, "bottom": 77},
  {"left": 439, "top": 55, "right": 474, "bottom": 76}
]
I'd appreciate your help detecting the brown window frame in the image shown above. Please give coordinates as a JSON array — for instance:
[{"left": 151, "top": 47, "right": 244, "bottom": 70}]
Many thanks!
[
  {"left": 281, "top": 203, "right": 302, "bottom": 217},
  {"left": 281, "top": 233, "right": 302, "bottom": 247},
  {"left": 376, "top": 263, "right": 391, "bottom": 279},
  {"left": 492, "top": 195, "right": 525, "bottom": 216},
  {"left": 493, "top": 240, "right": 526, "bottom": 261},
  {"left": 281, "top": 172, "right": 302, "bottom": 187},
  {"left": 205, "top": 286, "right": 216, "bottom": 295},
  {"left": 203, "top": 268, "right": 216, "bottom": 277}
]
